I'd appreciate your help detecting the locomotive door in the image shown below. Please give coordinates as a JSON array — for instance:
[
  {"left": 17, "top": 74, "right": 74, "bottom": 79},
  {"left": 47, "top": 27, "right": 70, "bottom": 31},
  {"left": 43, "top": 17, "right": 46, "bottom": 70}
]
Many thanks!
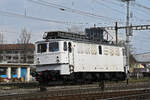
[{"left": 68, "top": 42, "right": 74, "bottom": 73}]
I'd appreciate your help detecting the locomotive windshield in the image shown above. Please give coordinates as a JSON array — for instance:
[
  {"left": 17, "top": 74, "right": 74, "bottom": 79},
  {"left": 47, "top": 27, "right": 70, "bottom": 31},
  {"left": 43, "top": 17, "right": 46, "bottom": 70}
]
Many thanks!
[
  {"left": 37, "top": 43, "right": 47, "bottom": 53},
  {"left": 49, "top": 42, "right": 59, "bottom": 52},
  {"left": 37, "top": 42, "right": 59, "bottom": 53}
]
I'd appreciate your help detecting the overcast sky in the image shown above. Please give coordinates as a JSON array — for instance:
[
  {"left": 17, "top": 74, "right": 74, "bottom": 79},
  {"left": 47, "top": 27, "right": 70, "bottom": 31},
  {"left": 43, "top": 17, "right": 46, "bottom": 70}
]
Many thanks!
[{"left": 0, "top": 0, "right": 150, "bottom": 54}]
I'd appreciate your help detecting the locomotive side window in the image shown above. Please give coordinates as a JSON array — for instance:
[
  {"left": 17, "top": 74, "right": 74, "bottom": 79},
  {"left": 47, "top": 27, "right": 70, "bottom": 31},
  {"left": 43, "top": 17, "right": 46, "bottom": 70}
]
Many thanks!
[
  {"left": 99, "top": 46, "right": 102, "bottom": 54},
  {"left": 63, "top": 42, "right": 67, "bottom": 51},
  {"left": 122, "top": 49, "right": 126, "bottom": 56},
  {"left": 37, "top": 43, "right": 47, "bottom": 53},
  {"left": 49, "top": 42, "right": 59, "bottom": 52},
  {"left": 68, "top": 42, "right": 72, "bottom": 53}
]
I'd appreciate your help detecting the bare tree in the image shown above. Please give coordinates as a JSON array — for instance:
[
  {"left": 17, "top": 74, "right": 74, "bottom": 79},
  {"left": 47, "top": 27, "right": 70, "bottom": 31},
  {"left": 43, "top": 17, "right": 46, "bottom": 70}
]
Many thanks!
[
  {"left": 17, "top": 28, "right": 32, "bottom": 63},
  {"left": 17, "top": 28, "right": 31, "bottom": 44}
]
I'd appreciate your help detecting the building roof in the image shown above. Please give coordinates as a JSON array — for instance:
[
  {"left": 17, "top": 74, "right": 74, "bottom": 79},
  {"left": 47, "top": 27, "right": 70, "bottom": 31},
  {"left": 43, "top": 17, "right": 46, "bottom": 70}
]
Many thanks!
[
  {"left": 133, "top": 52, "right": 150, "bottom": 63},
  {"left": 0, "top": 44, "right": 35, "bottom": 51},
  {"left": 0, "top": 63, "right": 32, "bottom": 67}
]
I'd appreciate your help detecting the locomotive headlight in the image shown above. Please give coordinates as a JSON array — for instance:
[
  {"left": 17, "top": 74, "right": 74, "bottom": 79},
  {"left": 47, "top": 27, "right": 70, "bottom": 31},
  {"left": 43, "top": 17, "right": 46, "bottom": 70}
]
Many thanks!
[
  {"left": 37, "top": 58, "right": 40, "bottom": 64},
  {"left": 56, "top": 56, "right": 60, "bottom": 63}
]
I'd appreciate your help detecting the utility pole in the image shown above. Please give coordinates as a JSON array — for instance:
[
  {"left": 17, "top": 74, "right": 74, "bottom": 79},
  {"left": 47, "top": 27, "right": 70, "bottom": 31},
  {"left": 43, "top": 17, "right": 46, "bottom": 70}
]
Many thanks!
[
  {"left": 115, "top": 22, "right": 118, "bottom": 44},
  {"left": 122, "top": 0, "right": 135, "bottom": 85},
  {"left": 126, "top": 0, "right": 130, "bottom": 85}
]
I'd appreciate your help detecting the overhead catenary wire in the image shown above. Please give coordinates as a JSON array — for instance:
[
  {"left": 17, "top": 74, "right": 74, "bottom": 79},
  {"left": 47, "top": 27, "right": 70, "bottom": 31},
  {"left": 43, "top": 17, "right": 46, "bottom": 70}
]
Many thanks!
[
  {"left": 103, "top": 0, "right": 125, "bottom": 7},
  {"left": 114, "top": 0, "right": 150, "bottom": 23},
  {"left": 28, "top": 0, "right": 112, "bottom": 20},
  {"left": 104, "top": 0, "right": 150, "bottom": 23},
  {"left": 133, "top": 4, "right": 150, "bottom": 15},
  {"left": 130, "top": 3, "right": 150, "bottom": 22},
  {"left": 130, "top": 9, "right": 150, "bottom": 22},
  {"left": 93, "top": 0, "right": 150, "bottom": 24},
  {"left": 27, "top": 0, "right": 124, "bottom": 23},
  {"left": 116, "top": 0, "right": 150, "bottom": 13},
  {"left": 37, "top": 0, "right": 118, "bottom": 21},
  {"left": 94, "top": 0, "right": 125, "bottom": 15},
  {"left": 101, "top": 0, "right": 150, "bottom": 23},
  {"left": 134, "top": 2, "right": 150, "bottom": 12},
  {"left": 0, "top": 30, "right": 18, "bottom": 34},
  {"left": 0, "top": 10, "right": 86, "bottom": 25},
  {"left": 0, "top": 29, "right": 44, "bottom": 36}
]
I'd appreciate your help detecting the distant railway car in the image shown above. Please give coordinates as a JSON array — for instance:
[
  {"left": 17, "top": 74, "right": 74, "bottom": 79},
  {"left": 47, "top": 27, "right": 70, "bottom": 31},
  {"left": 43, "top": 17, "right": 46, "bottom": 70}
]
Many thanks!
[{"left": 34, "top": 31, "right": 126, "bottom": 84}]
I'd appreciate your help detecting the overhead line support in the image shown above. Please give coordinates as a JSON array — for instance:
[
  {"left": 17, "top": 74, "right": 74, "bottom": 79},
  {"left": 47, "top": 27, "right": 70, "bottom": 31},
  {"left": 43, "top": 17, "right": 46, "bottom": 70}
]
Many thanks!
[{"left": 99, "top": 25, "right": 150, "bottom": 30}]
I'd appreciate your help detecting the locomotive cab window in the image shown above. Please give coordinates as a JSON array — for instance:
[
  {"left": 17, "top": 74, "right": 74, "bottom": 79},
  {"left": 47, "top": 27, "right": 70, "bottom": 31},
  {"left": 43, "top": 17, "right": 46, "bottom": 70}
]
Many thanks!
[
  {"left": 64, "top": 42, "right": 67, "bottom": 51},
  {"left": 99, "top": 46, "right": 102, "bottom": 54},
  {"left": 68, "top": 42, "right": 72, "bottom": 53},
  {"left": 49, "top": 42, "right": 59, "bottom": 52},
  {"left": 37, "top": 43, "right": 47, "bottom": 53}
]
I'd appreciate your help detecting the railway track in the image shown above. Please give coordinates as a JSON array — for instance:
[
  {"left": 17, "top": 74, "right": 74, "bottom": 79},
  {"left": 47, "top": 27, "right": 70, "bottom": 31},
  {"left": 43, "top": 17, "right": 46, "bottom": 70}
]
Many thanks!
[
  {"left": 1, "top": 81, "right": 150, "bottom": 89},
  {"left": 0, "top": 82, "right": 39, "bottom": 88},
  {"left": 1, "top": 81, "right": 150, "bottom": 95},
  {"left": 1, "top": 81, "right": 150, "bottom": 100},
  {"left": 99, "top": 93, "right": 150, "bottom": 100},
  {"left": 1, "top": 87, "right": 150, "bottom": 100}
]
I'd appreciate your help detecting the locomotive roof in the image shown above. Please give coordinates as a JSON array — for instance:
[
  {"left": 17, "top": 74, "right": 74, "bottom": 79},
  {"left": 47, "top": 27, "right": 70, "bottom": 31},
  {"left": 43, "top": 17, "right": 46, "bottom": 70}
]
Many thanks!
[
  {"left": 36, "top": 31, "right": 124, "bottom": 47},
  {"left": 35, "top": 39, "right": 124, "bottom": 47},
  {"left": 43, "top": 31, "right": 86, "bottom": 39},
  {"left": 43, "top": 31, "right": 105, "bottom": 43}
]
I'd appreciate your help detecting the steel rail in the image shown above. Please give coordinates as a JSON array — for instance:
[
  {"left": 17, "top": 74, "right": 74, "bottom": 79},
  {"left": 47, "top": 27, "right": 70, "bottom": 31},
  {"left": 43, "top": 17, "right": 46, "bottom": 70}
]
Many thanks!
[{"left": 99, "top": 92, "right": 150, "bottom": 100}]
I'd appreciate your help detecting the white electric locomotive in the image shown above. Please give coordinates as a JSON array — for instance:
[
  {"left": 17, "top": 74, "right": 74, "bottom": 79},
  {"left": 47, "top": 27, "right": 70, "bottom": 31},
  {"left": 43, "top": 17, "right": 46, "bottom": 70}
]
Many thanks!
[{"left": 35, "top": 30, "right": 126, "bottom": 84}]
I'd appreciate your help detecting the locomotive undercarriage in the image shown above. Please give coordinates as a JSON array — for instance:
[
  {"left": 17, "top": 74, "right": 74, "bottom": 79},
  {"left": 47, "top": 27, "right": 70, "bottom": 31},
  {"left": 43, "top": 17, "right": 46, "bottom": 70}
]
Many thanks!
[{"left": 37, "top": 70, "right": 126, "bottom": 85}]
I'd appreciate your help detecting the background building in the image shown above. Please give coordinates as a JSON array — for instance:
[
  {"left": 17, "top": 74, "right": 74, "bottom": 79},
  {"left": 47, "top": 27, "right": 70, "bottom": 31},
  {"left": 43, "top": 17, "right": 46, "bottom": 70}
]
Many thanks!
[
  {"left": 0, "top": 44, "right": 34, "bottom": 64},
  {"left": 0, "top": 44, "right": 35, "bottom": 82},
  {"left": 129, "top": 53, "right": 150, "bottom": 78},
  {"left": 0, "top": 63, "right": 32, "bottom": 82}
]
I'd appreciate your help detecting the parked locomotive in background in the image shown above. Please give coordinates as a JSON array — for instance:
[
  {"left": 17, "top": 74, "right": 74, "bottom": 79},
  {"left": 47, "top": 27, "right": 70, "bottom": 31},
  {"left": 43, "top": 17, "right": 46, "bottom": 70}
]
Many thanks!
[{"left": 34, "top": 28, "right": 127, "bottom": 84}]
